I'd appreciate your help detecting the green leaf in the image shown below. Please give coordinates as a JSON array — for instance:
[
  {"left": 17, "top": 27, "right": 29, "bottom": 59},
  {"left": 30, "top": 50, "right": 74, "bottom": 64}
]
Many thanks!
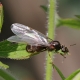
[
  {"left": 0, "top": 69, "right": 16, "bottom": 80},
  {"left": 0, "top": 3, "right": 3, "bottom": 33},
  {"left": 0, "top": 40, "right": 32, "bottom": 59},
  {"left": 75, "top": 15, "right": 80, "bottom": 19},
  {"left": 51, "top": 63, "right": 65, "bottom": 80},
  {"left": 57, "top": 18, "right": 80, "bottom": 29},
  {"left": 0, "top": 61, "right": 9, "bottom": 69},
  {"left": 40, "top": 5, "right": 48, "bottom": 12},
  {"left": 65, "top": 69, "right": 80, "bottom": 80}
]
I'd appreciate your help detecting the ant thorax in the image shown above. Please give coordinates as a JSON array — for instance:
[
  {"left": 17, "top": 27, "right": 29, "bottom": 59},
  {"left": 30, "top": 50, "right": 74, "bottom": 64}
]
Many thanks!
[{"left": 48, "top": 41, "right": 61, "bottom": 51}]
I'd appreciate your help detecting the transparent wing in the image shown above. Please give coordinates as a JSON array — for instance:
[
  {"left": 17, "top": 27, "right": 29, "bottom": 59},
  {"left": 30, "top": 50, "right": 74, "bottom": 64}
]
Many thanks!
[
  {"left": 7, "top": 35, "right": 26, "bottom": 43},
  {"left": 9, "top": 23, "right": 49, "bottom": 45},
  {"left": 7, "top": 35, "right": 39, "bottom": 44}
]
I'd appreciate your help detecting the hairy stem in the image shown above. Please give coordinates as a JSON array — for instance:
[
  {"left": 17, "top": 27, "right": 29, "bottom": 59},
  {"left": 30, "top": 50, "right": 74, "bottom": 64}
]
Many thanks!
[{"left": 45, "top": 0, "right": 56, "bottom": 80}]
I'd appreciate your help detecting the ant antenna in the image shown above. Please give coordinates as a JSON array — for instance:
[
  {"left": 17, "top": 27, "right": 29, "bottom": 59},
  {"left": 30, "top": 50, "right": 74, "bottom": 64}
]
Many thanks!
[{"left": 70, "top": 44, "right": 76, "bottom": 46}]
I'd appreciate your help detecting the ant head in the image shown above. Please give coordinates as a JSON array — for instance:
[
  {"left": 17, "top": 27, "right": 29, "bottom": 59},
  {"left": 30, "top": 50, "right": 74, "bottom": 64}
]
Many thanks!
[
  {"left": 61, "top": 45, "right": 69, "bottom": 53},
  {"left": 59, "top": 45, "right": 69, "bottom": 58},
  {"left": 61, "top": 44, "right": 76, "bottom": 53},
  {"left": 60, "top": 44, "right": 76, "bottom": 58}
]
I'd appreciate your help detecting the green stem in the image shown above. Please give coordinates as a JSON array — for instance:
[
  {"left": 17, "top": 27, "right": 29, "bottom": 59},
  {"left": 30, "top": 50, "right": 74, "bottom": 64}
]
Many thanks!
[
  {"left": 0, "top": 3, "right": 3, "bottom": 32},
  {"left": 0, "top": 69, "right": 16, "bottom": 80},
  {"left": 45, "top": 0, "right": 56, "bottom": 80}
]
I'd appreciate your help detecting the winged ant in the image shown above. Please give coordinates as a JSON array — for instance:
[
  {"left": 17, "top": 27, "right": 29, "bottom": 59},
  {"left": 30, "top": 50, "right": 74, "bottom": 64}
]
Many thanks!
[{"left": 7, "top": 23, "right": 75, "bottom": 58}]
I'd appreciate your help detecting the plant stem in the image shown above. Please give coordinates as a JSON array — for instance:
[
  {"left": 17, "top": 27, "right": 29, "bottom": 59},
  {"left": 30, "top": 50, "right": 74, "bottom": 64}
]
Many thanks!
[{"left": 45, "top": 0, "right": 56, "bottom": 80}]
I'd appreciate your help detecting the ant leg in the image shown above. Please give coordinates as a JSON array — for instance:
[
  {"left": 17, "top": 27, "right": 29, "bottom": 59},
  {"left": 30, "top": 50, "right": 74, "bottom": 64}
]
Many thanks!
[
  {"left": 61, "top": 54, "right": 66, "bottom": 58},
  {"left": 26, "top": 45, "right": 33, "bottom": 52},
  {"left": 57, "top": 51, "right": 66, "bottom": 58},
  {"left": 40, "top": 48, "right": 47, "bottom": 52}
]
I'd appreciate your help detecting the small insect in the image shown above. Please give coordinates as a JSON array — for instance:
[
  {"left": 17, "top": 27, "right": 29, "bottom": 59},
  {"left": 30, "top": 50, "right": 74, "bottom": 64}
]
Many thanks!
[{"left": 7, "top": 23, "right": 69, "bottom": 58}]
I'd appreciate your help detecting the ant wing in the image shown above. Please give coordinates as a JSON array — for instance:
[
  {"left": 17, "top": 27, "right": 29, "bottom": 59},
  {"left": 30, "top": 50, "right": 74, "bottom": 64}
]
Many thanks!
[
  {"left": 7, "top": 35, "right": 40, "bottom": 44},
  {"left": 7, "top": 35, "right": 26, "bottom": 44},
  {"left": 8, "top": 23, "right": 49, "bottom": 45}
]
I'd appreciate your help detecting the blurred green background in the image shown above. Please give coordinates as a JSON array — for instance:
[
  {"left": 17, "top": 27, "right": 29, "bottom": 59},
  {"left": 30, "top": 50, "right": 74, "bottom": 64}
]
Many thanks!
[{"left": 0, "top": 0, "right": 80, "bottom": 80}]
